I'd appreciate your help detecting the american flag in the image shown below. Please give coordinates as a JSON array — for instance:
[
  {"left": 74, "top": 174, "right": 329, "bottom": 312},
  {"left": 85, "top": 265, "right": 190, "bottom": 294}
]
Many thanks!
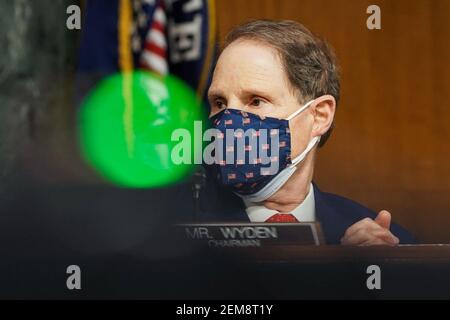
[
  {"left": 77, "top": 0, "right": 217, "bottom": 105},
  {"left": 252, "top": 158, "right": 261, "bottom": 165},
  {"left": 227, "top": 173, "right": 236, "bottom": 180},
  {"left": 140, "top": 0, "right": 168, "bottom": 75}
]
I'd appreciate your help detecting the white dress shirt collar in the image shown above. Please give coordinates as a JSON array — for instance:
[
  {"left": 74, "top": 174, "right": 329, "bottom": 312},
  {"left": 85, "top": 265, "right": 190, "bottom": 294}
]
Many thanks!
[{"left": 243, "top": 183, "right": 316, "bottom": 222}]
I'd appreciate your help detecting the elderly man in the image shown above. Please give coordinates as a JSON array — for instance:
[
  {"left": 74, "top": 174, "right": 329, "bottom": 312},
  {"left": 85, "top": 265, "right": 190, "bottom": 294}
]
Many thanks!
[{"left": 198, "top": 20, "right": 414, "bottom": 245}]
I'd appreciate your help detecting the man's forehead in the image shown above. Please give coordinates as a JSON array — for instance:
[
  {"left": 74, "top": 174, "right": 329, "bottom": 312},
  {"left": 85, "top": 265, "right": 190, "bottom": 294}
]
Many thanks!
[
  {"left": 209, "top": 41, "right": 288, "bottom": 96},
  {"left": 208, "top": 77, "right": 288, "bottom": 101},
  {"left": 218, "top": 40, "right": 281, "bottom": 71}
]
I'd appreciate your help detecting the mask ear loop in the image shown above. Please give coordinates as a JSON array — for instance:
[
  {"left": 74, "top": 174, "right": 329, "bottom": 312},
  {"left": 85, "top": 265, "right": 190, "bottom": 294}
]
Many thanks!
[
  {"left": 290, "top": 136, "right": 321, "bottom": 166},
  {"left": 286, "top": 99, "right": 320, "bottom": 166},
  {"left": 286, "top": 99, "right": 315, "bottom": 121},
  {"left": 237, "top": 136, "right": 321, "bottom": 203}
]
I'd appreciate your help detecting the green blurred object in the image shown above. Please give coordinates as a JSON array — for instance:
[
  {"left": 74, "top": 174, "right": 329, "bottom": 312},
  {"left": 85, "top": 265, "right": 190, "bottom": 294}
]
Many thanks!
[{"left": 78, "top": 71, "right": 205, "bottom": 188}]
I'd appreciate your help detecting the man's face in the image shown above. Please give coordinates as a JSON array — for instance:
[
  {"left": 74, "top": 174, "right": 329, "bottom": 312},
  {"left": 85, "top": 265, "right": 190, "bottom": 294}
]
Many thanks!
[{"left": 207, "top": 39, "right": 314, "bottom": 158}]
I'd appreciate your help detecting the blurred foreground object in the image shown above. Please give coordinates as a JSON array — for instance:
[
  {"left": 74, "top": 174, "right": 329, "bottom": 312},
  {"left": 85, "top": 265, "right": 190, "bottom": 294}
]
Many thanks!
[{"left": 78, "top": 71, "right": 205, "bottom": 187}]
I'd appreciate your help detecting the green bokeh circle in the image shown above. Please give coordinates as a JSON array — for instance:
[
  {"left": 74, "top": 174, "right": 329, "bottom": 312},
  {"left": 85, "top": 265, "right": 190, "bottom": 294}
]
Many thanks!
[{"left": 78, "top": 71, "right": 205, "bottom": 188}]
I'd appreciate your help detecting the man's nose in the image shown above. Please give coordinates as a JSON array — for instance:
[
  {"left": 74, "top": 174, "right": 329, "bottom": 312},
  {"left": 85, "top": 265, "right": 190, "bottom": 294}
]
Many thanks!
[{"left": 226, "top": 97, "right": 245, "bottom": 110}]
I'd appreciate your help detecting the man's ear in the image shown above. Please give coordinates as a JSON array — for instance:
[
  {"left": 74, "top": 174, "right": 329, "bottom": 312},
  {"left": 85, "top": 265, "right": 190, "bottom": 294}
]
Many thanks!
[{"left": 311, "top": 94, "right": 336, "bottom": 138}]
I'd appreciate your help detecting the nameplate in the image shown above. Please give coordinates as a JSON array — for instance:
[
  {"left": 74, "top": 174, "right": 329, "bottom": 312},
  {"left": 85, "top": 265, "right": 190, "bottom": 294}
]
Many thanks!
[{"left": 176, "top": 222, "right": 324, "bottom": 247}]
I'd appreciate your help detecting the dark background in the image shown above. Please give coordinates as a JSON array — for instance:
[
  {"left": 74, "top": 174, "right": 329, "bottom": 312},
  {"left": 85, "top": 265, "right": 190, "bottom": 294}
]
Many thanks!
[
  {"left": 0, "top": 0, "right": 449, "bottom": 299},
  {"left": 2, "top": 0, "right": 448, "bottom": 243}
]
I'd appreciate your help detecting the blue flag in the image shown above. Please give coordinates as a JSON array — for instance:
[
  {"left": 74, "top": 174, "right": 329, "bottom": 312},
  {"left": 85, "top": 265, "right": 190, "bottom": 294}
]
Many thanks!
[{"left": 77, "top": 0, "right": 217, "bottom": 107}]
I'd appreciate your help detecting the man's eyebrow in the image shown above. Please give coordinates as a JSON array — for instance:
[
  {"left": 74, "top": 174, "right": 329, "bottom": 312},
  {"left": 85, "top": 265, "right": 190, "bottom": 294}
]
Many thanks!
[
  {"left": 207, "top": 88, "right": 225, "bottom": 99},
  {"left": 208, "top": 88, "right": 274, "bottom": 99},
  {"left": 240, "top": 88, "right": 274, "bottom": 100}
]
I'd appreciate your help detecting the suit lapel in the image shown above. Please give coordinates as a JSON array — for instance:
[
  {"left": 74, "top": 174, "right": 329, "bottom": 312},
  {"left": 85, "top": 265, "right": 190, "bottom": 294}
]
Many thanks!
[{"left": 313, "top": 183, "right": 348, "bottom": 244}]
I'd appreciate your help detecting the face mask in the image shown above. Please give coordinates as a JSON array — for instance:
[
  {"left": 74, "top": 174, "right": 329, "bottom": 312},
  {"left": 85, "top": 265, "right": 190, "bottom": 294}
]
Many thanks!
[{"left": 205, "top": 100, "right": 320, "bottom": 203}]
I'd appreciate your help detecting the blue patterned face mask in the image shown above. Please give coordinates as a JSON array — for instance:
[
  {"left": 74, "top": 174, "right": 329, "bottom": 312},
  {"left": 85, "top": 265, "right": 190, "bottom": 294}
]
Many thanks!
[{"left": 205, "top": 100, "right": 320, "bottom": 203}]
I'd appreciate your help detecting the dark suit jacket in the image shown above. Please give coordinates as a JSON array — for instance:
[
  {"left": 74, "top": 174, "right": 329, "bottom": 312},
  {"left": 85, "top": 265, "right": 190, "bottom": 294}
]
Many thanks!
[{"left": 192, "top": 177, "right": 416, "bottom": 245}]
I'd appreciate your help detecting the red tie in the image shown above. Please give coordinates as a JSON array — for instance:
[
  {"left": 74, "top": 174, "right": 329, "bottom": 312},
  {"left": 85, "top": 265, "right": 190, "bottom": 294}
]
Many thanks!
[{"left": 265, "top": 213, "right": 299, "bottom": 223}]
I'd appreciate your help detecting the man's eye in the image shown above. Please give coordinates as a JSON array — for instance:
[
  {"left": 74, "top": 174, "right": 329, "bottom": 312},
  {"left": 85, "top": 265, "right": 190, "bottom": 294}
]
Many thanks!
[
  {"left": 215, "top": 99, "right": 226, "bottom": 108},
  {"left": 250, "top": 98, "right": 264, "bottom": 107}
]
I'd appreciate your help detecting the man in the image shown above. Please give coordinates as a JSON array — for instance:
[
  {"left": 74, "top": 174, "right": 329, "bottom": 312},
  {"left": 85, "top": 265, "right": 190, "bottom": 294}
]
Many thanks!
[{"left": 196, "top": 20, "right": 414, "bottom": 245}]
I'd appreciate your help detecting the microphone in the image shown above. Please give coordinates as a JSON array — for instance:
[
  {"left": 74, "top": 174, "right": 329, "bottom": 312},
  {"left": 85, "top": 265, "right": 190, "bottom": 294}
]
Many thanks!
[{"left": 191, "top": 166, "right": 207, "bottom": 221}]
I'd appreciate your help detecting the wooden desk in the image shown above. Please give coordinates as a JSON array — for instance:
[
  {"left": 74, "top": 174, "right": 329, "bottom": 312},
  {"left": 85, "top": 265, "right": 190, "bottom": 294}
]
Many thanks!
[
  {"left": 179, "top": 245, "right": 450, "bottom": 299},
  {"left": 227, "top": 244, "right": 450, "bottom": 263}
]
